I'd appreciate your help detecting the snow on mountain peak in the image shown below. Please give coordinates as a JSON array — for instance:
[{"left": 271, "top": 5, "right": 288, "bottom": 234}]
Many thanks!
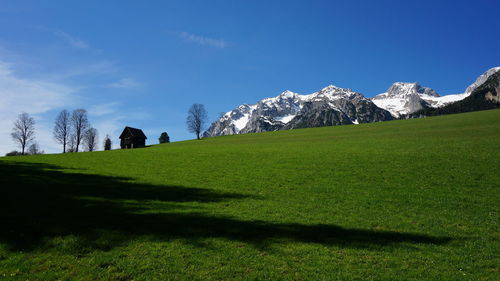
[
  {"left": 387, "top": 82, "right": 419, "bottom": 96},
  {"left": 392, "top": 82, "right": 417, "bottom": 87},
  {"left": 204, "top": 84, "right": 382, "bottom": 137},
  {"left": 382, "top": 82, "right": 440, "bottom": 98},
  {"left": 321, "top": 85, "right": 339, "bottom": 91},
  {"left": 372, "top": 82, "right": 442, "bottom": 117},
  {"left": 465, "top": 66, "right": 500, "bottom": 94},
  {"left": 261, "top": 90, "right": 300, "bottom": 106},
  {"left": 279, "top": 90, "right": 297, "bottom": 98},
  {"left": 320, "top": 85, "right": 355, "bottom": 95},
  {"left": 205, "top": 67, "right": 499, "bottom": 137}
]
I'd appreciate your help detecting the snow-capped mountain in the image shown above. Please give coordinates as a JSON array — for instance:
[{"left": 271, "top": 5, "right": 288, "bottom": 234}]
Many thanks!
[
  {"left": 204, "top": 67, "right": 500, "bottom": 137},
  {"left": 407, "top": 68, "right": 500, "bottom": 117},
  {"left": 371, "top": 83, "right": 438, "bottom": 117},
  {"left": 283, "top": 86, "right": 392, "bottom": 130},
  {"left": 464, "top": 66, "right": 500, "bottom": 95},
  {"left": 371, "top": 82, "right": 467, "bottom": 117},
  {"left": 372, "top": 67, "right": 500, "bottom": 117},
  {"left": 203, "top": 85, "right": 393, "bottom": 137}
]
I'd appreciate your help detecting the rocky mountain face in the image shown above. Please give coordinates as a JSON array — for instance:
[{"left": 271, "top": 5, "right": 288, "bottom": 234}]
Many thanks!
[
  {"left": 284, "top": 86, "right": 392, "bottom": 130},
  {"left": 371, "top": 83, "right": 437, "bottom": 117},
  {"left": 409, "top": 70, "right": 500, "bottom": 117},
  {"left": 203, "top": 86, "right": 393, "bottom": 137},
  {"left": 203, "top": 67, "right": 500, "bottom": 137},
  {"left": 371, "top": 82, "right": 468, "bottom": 118},
  {"left": 464, "top": 67, "right": 500, "bottom": 95},
  {"left": 372, "top": 67, "right": 500, "bottom": 117}
]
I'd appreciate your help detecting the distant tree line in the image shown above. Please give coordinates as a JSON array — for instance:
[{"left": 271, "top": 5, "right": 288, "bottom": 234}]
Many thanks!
[
  {"left": 7, "top": 103, "right": 210, "bottom": 156},
  {"left": 53, "top": 109, "right": 100, "bottom": 153},
  {"left": 7, "top": 109, "right": 112, "bottom": 156}
]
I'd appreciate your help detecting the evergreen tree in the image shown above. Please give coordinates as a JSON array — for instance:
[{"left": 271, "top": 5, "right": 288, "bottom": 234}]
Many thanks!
[
  {"left": 159, "top": 132, "right": 170, "bottom": 144},
  {"left": 103, "top": 135, "right": 112, "bottom": 150}
]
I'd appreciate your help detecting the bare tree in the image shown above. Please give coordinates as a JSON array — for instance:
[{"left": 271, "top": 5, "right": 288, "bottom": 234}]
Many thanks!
[
  {"left": 186, "top": 104, "right": 207, "bottom": 140},
  {"left": 71, "top": 109, "right": 89, "bottom": 152},
  {"left": 83, "top": 128, "right": 98, "bottom": 152},
  {"left": 53, "top": 109, "right": 71, "bottom": 153},
  {"left": 67, "top": 134, "right": 77, "bottom": 152},
  {"left": 11, "top": 113, "right": 36, "bottom": 155},
  {"left": 103, "top": 135, "right": 112, "bottom": 150},
  {"left": 28, "top": 142, "right": 44, "bottom": 155}
]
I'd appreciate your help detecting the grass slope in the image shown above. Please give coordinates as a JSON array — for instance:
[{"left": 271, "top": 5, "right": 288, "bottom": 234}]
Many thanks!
[{"left": 1, "top": 109, "right": 499, "bottom": 280}]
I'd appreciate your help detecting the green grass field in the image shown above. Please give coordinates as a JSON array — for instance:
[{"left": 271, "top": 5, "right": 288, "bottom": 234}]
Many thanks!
[{"left": 1, "top": 109, "right": 499, "bottom": 280}]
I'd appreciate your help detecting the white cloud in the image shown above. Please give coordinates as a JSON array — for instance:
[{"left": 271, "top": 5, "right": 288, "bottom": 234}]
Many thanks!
[
  {"left": 88, "top": 102, "right": 121, "bottom": 117},
  {"left": 0, "top": 61, "right": 77, "bottom": 155},
  {"left": 107, "top": 78, "right": 140, "bottom": 89},
  {"left": 40, "top": 61, "right": 117, "bottom": 83},
  {"left": 0, "top": 62, "right": 75, "bottom": 115},
  {"left": 32, "top": 26, "right": 92, "bottom": 50},
  {"left": 53, "top": 30, "right": 89, "bottom": 49},
  {"left": 179, "top": 32, "right": 228, "bottom": 48},
  {"left": 0, "top": 36, "right": 143, "bottom": 155}
]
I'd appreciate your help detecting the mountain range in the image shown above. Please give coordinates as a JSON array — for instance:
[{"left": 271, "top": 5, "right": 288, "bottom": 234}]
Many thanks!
[
  {"left": 409, "top": 68, "right": 500, "bottom": 117},
  {"left": 204, "top": 67, "right": 500, "bottom": 137}
]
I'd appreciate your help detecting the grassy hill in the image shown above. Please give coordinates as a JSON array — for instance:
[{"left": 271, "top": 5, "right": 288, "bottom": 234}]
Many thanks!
[{"left": 1, "top": 109, "right": 499, "bottom": 280}]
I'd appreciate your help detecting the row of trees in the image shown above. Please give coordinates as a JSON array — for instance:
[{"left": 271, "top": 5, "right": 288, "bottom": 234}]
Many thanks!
[
  {"left": 9, "top": 109, "right": 113, "bottom": 156},
  {"left": 9, "top": 103, "right": 208, "bottom": 156},
  {"left": 53, "top": 109, "right": 100, "bottom": 153}
]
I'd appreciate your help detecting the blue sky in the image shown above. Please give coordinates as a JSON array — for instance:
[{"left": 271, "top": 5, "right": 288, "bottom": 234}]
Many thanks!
[{"left": 0, "top": 0, "right": 499, "bottom": 154}]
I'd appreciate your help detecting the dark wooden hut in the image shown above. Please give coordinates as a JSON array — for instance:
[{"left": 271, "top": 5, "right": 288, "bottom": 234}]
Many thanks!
[{"left": 119, "top": 126, "right": 147, "bottom": 149}]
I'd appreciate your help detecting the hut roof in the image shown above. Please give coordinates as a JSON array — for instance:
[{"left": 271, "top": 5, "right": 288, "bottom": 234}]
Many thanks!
[{"left": 119, "top": 126, "right": 147, "bottom": 139}]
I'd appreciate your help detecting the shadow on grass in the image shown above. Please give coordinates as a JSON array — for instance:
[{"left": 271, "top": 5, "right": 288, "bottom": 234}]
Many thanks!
[{"left": 0, "top": 161, "right": 451, "bottom": 253}]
